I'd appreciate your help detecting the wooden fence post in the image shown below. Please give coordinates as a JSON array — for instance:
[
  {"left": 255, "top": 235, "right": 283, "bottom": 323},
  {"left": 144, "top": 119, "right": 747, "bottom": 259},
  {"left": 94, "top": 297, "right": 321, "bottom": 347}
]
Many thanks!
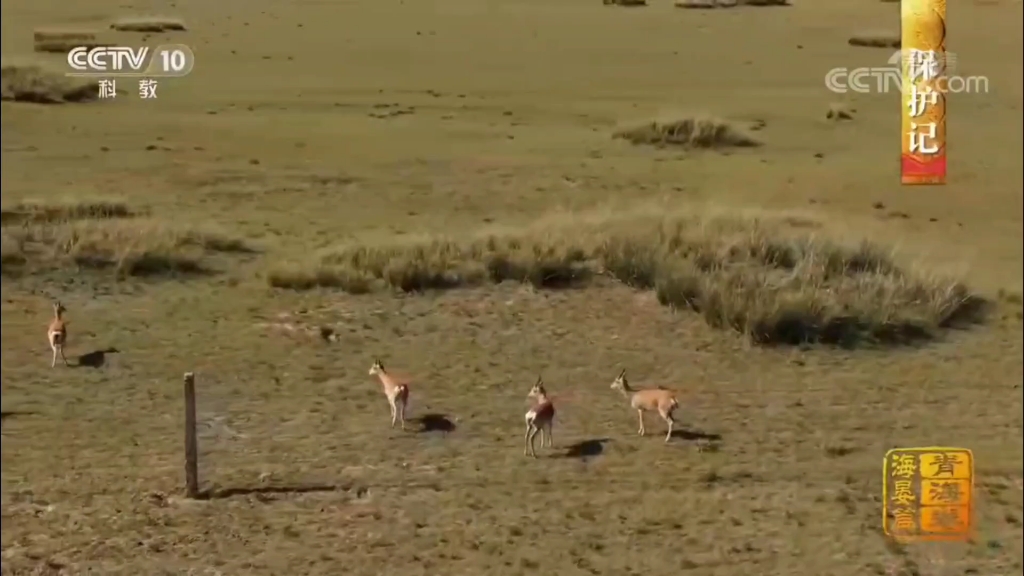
[{"left": 183, "top": 371, "right": 199, "bottom": 498}]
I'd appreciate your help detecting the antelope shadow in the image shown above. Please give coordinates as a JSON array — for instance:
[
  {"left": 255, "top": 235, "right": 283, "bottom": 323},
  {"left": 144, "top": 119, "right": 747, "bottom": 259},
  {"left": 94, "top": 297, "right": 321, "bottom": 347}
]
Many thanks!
[
  {"left": 75, "top": 347, "right": 120, "bottom": 368},
  {"left": 670, "top": 428, "right": 722, "bottom": 442},
  {"left": 414, "top": 413, "right": 457, "bottom": 435},
  {"left": 559, "top": 438, "right": 611, "bottom": 460}
]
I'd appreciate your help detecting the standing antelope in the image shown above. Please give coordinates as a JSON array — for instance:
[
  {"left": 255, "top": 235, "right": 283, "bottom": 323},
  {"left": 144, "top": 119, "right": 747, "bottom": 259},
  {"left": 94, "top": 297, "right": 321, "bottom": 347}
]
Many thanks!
[
  {"left": 368, "top": 358, "right": 410, "bottom": 430},
  {"left": 47, "top": 301, "right": 69, "bottom": 368},
  {"left": 610, "top": 369, "right": 679, "bottom": 443},
  {"left": 524, "top": 376, "right": 556, "bottom": 458}
]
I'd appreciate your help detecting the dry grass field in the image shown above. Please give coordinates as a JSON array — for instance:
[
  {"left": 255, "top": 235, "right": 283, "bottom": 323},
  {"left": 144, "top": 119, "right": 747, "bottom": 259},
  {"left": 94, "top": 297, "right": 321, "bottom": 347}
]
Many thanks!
[{"left": 2, "top": 0, "right": 1022, "bottom": 574}]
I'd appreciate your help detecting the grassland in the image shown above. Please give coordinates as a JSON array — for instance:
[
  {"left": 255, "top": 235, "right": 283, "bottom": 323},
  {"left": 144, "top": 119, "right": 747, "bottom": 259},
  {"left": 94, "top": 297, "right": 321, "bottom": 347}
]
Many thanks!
[{"left": 2, "top": 0, "right": 1022, "bottom": 575}]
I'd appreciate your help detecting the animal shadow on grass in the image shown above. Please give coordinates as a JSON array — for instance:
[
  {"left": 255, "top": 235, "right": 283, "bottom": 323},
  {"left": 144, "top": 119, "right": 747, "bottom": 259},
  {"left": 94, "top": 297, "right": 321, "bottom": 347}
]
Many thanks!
[
  {"left": 671, "top": 428, "right": 723, "bottom": 452},
  {"left": 558, "top": 438, "right": 611, "bottom": 461},
  {"left": 414, "top": 413, "right": 457, "bottom": 435},
  {"left": 199, "top": 483, "right": 340, "bottom": 500},
  {"left": 75, "top": 347, "right": 120, "bottom": 368}
]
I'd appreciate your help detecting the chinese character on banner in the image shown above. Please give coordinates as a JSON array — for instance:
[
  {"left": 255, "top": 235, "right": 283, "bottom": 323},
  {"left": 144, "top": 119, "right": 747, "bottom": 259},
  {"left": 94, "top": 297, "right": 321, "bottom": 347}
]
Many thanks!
[
  {"left": 138, "top": 79, "right": 158, "bottom": 99},
  {"left": 906, "top": 84, "right": 938, "bottom": 118},
  {"left": 908, "top": 122, "right": 940, "bottom": 155},
  {"left": 906, "top": 49, "right": 943, "bottom": 83},
  {"left": 98, "top": 79, "right": 117, "bottom": 99},
  {"left": 883, "top": 447, "right": 974, "bottom": 542}
]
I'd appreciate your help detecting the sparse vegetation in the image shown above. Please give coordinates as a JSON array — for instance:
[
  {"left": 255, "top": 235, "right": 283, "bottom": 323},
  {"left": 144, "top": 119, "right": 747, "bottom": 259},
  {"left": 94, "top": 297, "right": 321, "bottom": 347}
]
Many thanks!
[
  {"left": 110, "top": 16, "right": 187, "bottom": 32},
  {"left": 0, "top": 200, "right": 252, "bottom": 278},
  {"left": 613, "top": 116, "right": 761, "bottom": 149},
  {"left": 848, "top": 32, "right": 901, "bottom": 49},
  {"left": 1, "top": 60, "right": 100, "bottom": 104},
  {"left": 268, "top": 212, "right": 988, "bottom": 347}
]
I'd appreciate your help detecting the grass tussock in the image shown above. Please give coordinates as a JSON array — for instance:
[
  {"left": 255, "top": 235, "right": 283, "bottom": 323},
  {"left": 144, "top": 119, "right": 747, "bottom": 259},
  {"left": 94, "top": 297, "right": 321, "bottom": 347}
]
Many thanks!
[
  {"left": 267, "top": 212, "right": 988, "bottom": 347},
  {"left": 675, "top": 0, "right": 789, "bottom": 8},
  {"left": 269, "top": 236, "right": 590, "bottom": 294},
  {"left": 110, "top": 16, "right": 187, "bottom": 32},
  {"left": 1, "top": 201, "right": 253, "bottom": 279},
  {"left": 32, "top": 28, "right": 107, "bottom": 53},
  {"left": 848, "top": 32, "right": 901, "bottom": 49},
  {"left": 826, "top": 103, "right": 856, "bottom": 121},
  {"left": 614, "top": 115, "right": 761, "bottom": 150},
  {"left": 1, "top": 198, "right": 140, "bottom": 226},
  {"left": 1, "top": 60, "right": 99, "bottom": 104},
  {"left": 674, "top": 0, "right": 720, "bottom": 8}
]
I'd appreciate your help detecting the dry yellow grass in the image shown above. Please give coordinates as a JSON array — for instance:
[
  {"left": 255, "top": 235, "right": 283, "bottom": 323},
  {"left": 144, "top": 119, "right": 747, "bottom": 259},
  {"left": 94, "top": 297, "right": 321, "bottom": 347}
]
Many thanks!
[
  {"left": 0, "top": 200, "right": 253, "bottom": 278},
  {"left": 848, "top": 32, "right": 901, "bottom": 49},
  {"left": 31, "top": 28, "right": 106, "bottom": 53},
  {"left": 109, "top": 15, "right": 187, "bottom": 32},
  {"left": 0, "top": 60, "right": 99, "bottom": 104},
  {"left": 613, "top": 115, "right": 761, "bottom": 149},
  {"left": 268, "top": 210, "right": 987, "bottom": 347}
]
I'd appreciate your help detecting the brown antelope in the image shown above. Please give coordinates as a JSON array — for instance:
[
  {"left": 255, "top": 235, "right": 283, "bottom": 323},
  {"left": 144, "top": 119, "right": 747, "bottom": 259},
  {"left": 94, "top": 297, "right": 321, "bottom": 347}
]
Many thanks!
[
  {"left": 368, "top": 358, "right": 410, "bottom": 430},
  {"left": 524, "top": 376, "right": 556, "bottom": 458},
  {"left": 610, "top": 369, "right": 679, "bottom": 443},
  {"left": 47, "top": 301, "right": 69, "bottom": 368}
]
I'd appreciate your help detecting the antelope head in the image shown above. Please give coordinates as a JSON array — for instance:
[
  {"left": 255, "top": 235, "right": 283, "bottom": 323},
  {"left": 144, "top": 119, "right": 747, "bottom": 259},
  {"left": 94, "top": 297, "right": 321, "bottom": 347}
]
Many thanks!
[{"left": 369, "top": 358, "right": 385, "bottom": 376}]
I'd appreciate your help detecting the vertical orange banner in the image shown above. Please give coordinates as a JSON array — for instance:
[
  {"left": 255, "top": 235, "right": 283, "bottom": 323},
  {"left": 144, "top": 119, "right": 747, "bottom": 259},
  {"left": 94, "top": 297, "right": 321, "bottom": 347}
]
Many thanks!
[{"left": 901, "top": 0, "right": 947, "bottom": 185}]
